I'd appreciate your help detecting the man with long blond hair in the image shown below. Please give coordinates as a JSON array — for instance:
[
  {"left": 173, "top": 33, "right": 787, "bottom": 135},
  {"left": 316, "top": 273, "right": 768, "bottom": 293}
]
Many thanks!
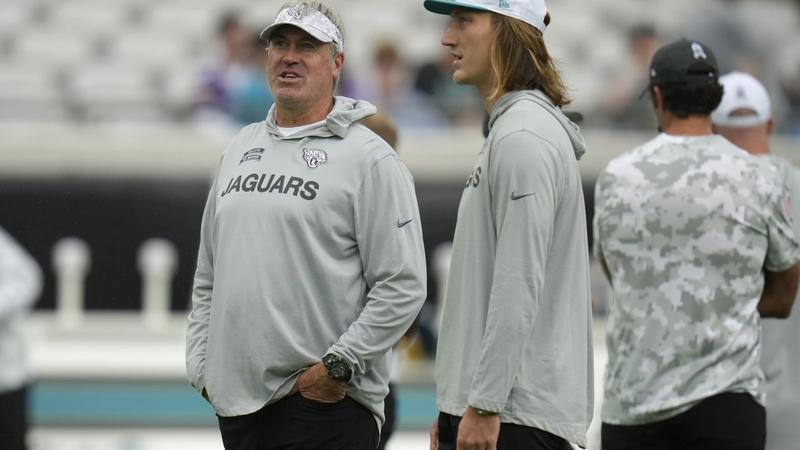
[{"left": 423, "top": 1, "right": 594, "bottom": 449}]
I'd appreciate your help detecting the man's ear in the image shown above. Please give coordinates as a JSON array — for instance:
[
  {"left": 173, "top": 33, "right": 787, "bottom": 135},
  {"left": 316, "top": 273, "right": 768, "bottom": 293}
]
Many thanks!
[
  {"left": 333, "top": 51, "right": 344, "bottom": 73},
  {"left": 652, "top": 86, "right": 664, "bottom": 112},
  {"left": 766, "top": 117, "right": 774, "bottom": 136}
]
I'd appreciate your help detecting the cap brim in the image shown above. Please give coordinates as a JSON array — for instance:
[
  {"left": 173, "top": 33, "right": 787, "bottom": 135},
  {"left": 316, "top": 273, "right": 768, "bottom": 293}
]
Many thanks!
[
  {"left": 259, "top": 23, "right": 278, "bottom": 41},
  {"left": 638, "top": 84, "right": 652, "bottom": 99},
  {"left": 259, "top": 22, "right": 332, "bottom": 43},
  {"left": 711, "top": 115, "right": 769, "bottom": 128},
  {"left": 423, "top": 0, "right": 493, "bottom": 15}
]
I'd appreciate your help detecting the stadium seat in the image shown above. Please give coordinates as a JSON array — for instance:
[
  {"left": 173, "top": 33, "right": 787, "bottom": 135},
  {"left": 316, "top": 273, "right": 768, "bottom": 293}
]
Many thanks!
[
  {"left": 48, "top": 1, "right": 136, "bottom": 35},
  {"left": 0, "top": 64, "right": 71, "bottom": 122},
  {"left": 106, "top": 32, "right": 193, "bottom": 70},
  {"left": 0, "top": 2, "right": 34, "bottom": 36},
  {"left": 11, "top": 30, "right": 100, "bottom": 67},
  {"left": 65, "top": 63, "right": 165, "bottom": 123},
  {"left": 141, "top": 2, "right": 221, "bottom": 39},
  {"left": 159, "top": 65, "right": 203, "bottom": 120}
]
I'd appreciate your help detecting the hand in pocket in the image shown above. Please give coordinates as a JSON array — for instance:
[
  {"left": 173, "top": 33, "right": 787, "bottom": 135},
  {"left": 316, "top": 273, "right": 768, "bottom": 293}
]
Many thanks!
[{"left": 296, "top": 362, "right": 346, "bottom": 403}]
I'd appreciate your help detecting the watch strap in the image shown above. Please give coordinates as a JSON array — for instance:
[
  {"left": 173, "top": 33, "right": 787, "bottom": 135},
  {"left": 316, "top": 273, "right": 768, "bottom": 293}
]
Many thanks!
[{"left": 471, "top": 406, "right": 499, "bottom": 416}]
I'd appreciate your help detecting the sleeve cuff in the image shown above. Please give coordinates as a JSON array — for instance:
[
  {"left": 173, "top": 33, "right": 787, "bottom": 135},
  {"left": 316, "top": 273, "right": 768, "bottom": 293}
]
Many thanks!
[
  {"left": 325, "top": 347, "right": 359, "bottom": 376},
  {"left": 467, "top": 395, "right": 506, "bottom": 414},
  {"left": 765, "top": 257, "right": 800, "bottom": 273},
  {"left": 188, "top": 367, "right": 206, "bottom": 393}
]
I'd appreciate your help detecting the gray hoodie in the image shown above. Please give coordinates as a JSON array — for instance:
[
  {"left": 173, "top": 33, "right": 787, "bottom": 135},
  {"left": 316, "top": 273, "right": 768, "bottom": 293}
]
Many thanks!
[
  {"left": 186, "top": 97, "right": 427, "bottom": 425},
  {"left": 435, "top": 90, "right": 594, "bottom": 447}
]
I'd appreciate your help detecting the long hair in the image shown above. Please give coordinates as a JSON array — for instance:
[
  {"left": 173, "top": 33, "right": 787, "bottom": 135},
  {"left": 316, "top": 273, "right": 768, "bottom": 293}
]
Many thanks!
[{"left": 488, "top": 13, "right": 570, "bottom": 107}]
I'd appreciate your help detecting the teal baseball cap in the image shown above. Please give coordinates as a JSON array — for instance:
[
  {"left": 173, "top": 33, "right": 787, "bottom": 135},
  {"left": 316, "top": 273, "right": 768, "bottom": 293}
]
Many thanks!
[{"left": 423, "top": 0, "right": 549, "bottom": 33}]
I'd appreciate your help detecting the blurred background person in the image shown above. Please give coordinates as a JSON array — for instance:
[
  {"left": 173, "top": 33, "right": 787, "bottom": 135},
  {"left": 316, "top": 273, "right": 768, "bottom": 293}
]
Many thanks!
[
  {"left": 777, "top": 46, "right": 800, "bottom": 138},
  {"left": 362, "top": 39, "right": 449, "bottom": 131},
  {"left": 712, "top": 71, "right": 800, "bottom": 450},
  {"left": 0, "top": 227, "right": 42, "bottom": 450},
  {"left": 413, "top": 47, "right": 484, "bottom": 125},
  {"left": 226, "top": 35, "right": 274, "bottom": 126},
  {"left": 192, "top": 11, "right": 273, "bottom": 127},
  {"left": 359, "top": 111, "right": 399, "bottom": 152},
  {"left": 597, "top": 23, "right": 661, "bottom": 131},
  {"left": 682, "top": 0, "right": 755, "bottom": 75},
  {"left": 683, "top": 0, "right": 795, "bottom": 131}
]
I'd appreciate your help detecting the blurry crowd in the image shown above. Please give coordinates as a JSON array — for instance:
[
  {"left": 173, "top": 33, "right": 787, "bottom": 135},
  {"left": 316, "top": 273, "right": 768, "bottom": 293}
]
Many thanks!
[
  {"left": 191, "top": 0, "right": 800, "bottom": 138},
  {"left": 597, "top": 0, "right": 800, "bottom": 136},
  {"left": 190, "top": 11, "right": 485, "bottom": 133},
  {"left": 191, "top": 13, "right": 274, "bottom": 128}
]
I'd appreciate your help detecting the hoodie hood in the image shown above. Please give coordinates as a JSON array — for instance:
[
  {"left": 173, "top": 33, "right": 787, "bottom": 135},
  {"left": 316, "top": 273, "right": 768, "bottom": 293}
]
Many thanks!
[
  {"left": 265, "top": 96, "right": 377, "bottom": 139},
  {"left": 488, "top": 90, "right": 586, "bottom": 160}
]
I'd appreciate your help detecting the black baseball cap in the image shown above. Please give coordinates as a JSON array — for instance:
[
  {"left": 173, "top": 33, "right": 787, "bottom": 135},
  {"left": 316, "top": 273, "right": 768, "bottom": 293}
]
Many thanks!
[{"left": 641, "top": 38, "right": 719, "bottom": 97}]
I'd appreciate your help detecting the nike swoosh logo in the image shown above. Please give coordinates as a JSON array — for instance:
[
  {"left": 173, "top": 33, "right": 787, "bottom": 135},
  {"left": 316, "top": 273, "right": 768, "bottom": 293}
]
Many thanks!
[
  {"left": 397, "top": 218, "right": 414, "bottom": 228},
  {"left": 510, "top": 192, "right": 536, "bottom": 200}
]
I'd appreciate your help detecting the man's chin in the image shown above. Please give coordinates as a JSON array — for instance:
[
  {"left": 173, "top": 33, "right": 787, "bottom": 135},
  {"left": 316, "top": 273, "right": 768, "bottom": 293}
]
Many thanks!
[{"left": 273, "top": 93, "right": 305, "bottom": 108}]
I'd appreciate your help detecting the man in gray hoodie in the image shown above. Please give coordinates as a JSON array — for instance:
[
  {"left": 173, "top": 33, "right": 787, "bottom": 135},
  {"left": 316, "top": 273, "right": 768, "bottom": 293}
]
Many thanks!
[
  {"left": 423, "top": 1, "right": 594, "bottom": 449},
  {"left": 185, "top": 2, "right": 427, "bottom": 449}
]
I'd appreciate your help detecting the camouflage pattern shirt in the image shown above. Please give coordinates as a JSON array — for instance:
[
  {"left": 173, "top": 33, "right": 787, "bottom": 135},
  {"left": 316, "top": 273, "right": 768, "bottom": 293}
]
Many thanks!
[{"left": 593, "top": 133, "right": 800, "bottom": 425}]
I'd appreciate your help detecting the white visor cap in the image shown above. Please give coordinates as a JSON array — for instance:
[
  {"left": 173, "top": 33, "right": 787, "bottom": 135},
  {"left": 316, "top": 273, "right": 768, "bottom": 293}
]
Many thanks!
[
  {"left": 712, "top": 71, "right": 772, "bottom": 128},
  {"left": 260, "top": 6, "right": 343, "bottom": 50},
  {"left": 423, "top": 0, "right": 548, "bottom": 33}
]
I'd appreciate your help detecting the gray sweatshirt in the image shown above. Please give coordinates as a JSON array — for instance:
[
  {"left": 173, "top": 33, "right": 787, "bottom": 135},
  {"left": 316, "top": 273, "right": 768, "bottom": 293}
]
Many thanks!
[
  {"left": 435, "top": 90, "right": 594, "bottom": 447},
  {"left": 185, "top": 97, "right": 427, "bottom": 424}
]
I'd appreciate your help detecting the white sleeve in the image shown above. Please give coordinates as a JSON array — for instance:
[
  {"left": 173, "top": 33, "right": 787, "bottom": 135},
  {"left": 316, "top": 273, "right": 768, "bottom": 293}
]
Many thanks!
[{"left": 0, "top": 227, "right": 42, "bottom": 321}]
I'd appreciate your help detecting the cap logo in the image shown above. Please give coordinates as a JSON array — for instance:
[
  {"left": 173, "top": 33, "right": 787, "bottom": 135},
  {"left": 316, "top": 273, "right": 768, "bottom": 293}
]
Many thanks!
[
  {"left": 691, "top": 42, "right": 707, "bottom": 60},
  {"left": 263, "top": 7, "right": 344, "bottom": 51},
  {"left": 498, "top": 0, "right": 510, "bottom": 8},
  {"left": 736, "top": 87, "right": 747, "bottom": 100},
  {"left": 286, "top": 7, "right": 303, "bottom": 19}
]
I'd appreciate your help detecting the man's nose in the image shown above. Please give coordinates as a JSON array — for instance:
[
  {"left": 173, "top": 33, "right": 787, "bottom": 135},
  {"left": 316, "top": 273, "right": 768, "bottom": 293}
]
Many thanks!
[
  {"left": 441, "top": 24, "right": 456, "bottom": 47},
  {"left": 281, "top": 45, "right": 302, "bottom": 63}
]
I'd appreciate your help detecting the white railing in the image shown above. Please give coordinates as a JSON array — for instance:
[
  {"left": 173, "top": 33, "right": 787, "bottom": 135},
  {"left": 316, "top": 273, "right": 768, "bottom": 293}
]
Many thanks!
[{"left": 50, "top": 236, "right": 178, "bottom": 332}]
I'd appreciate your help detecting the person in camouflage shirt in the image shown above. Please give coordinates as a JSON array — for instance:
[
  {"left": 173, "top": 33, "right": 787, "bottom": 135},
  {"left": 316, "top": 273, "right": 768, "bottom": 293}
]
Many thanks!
[{"left": 594, "top": 39, "right": 800, "bottom": 450}]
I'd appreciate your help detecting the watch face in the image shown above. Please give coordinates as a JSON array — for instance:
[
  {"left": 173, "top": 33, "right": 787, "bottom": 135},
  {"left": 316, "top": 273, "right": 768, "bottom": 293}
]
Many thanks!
[
  {"left": 323, "top": 354, "right": 352, "bottom": 381},
  {"left": 329, "top": 364, "right": 347, "bottom": 378}
]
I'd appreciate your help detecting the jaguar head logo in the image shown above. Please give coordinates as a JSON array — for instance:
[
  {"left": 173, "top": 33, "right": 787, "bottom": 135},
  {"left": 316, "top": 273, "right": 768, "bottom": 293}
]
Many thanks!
[{"left": 303, "top": 148, "right": 328, "bottom": 168}]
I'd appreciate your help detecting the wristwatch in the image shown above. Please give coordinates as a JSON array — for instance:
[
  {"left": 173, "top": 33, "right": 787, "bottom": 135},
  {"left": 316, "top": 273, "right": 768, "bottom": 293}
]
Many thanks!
[
  {"left": 471, "top": 406, "right": 499, "bottom": 416},
  {"left": 322, "top": 353, "right": 353, "bottom": 383}
]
